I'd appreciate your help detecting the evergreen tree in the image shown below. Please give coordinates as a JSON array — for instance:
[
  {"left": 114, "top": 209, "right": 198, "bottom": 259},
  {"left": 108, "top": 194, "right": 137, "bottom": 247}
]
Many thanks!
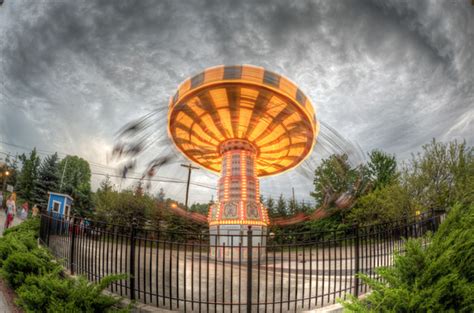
[
  {"left": 189, "top": 202, "right": 209, "bottom": 215},
  {"left": 32, "top": 153, "right": 60, "bottom": 209},
  {"left": 276, "top": 194, "right": 287, "bottom": 217},
  {"left": 288, "top": 196, "right": 298, "bottom": 215},
  {"left": 16, "top": 149, "right": 41, "bottom": 202},
  {"left": 299, "top": 200, "right": 312, "bottom": 214},
  {"left": 266, "top": 196, "right": 277, "bottom": 217},
  {"left": 99, "top": 175, "right": 113, "bottom": 193}
]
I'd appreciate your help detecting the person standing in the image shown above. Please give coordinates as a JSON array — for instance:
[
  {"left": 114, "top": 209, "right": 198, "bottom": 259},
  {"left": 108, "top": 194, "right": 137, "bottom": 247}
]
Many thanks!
[
  {"left": 0, "top": 191, "right": 3, "bottom": 211},
  {"left": 4, "top": 192, "right": 16, "bottom": 229},
  {"left": 32, "top": 204, "right": 39, "bottom": 217},
  {"left": 21, "top": 202, "right": 28, "bottom": 220}
]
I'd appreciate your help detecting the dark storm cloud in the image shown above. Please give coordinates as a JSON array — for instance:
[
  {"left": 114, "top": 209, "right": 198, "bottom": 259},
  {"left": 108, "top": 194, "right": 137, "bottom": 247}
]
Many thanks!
[{"left": 1, "top": 0, "right": 473, "bottom": 203}]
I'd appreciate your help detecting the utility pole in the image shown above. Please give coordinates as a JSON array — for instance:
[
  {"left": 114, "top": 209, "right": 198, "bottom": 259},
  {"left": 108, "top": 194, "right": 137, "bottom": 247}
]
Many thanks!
[
  {"left": 60, "top": 157, "right": 69, "bottom": 191},
  {"left": 292, "top": 187, "right": 296, "bottom": 213},
  {"left": 180, "top": 163, "right": 199, "bottom": 210}
]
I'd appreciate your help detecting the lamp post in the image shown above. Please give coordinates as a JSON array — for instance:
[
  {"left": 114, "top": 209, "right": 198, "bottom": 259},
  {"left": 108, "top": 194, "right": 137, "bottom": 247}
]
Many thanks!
[{"left": 2, "top": 170, "right": 10, "bottom": 193}]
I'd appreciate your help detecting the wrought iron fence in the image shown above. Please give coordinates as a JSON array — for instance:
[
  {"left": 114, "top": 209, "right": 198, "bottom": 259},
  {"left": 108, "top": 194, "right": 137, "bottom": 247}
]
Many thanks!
[{"left": 39, "top": 210, "right": 444, "bottom": 312}]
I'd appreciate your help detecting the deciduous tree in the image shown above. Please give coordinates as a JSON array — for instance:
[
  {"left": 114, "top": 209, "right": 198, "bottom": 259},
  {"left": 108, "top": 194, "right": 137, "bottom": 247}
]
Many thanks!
[
  {"left": 58, "top": 156, "right": 92, "bottom": 213},
  {"left": 366, "top": 149, "right": 398, "bottom": 190}
]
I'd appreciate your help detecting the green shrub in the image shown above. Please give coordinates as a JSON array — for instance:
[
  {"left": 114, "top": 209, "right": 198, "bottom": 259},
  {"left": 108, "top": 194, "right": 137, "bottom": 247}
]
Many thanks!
[
  {"left": 16, "top": 271, "right": 127, "bottom": 313},
  {"left": 0, "top": 216, "right": 129, "bottom": 312},
  {"left": 3, "top": 217, "right": 40, "bottom": 238},
  {"left": 0, "top": 235, "right": 29, "bottom": 267},
  {"left": 1, "top": 249, "right": 57, "bottom": 289},
  {"left": 15, "top": 270, "right": 68, "bottom": 312},
  {"left": 0, "top": 217, "right": 40, "bottom": 267},
  {"left": 340, "top": 203, "right": 474, "bottom": 312}
]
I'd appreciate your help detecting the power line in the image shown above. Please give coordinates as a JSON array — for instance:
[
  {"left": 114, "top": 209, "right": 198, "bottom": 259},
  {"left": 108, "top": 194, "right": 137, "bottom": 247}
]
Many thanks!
[
  {"left": 0, "top": 144, "right": 315, "bottom": 203},
  {"left": 0, "top": 140, "right": 118, "bottom": 170},
  {"left": 91, "top": 172, "right": 217, "bottom": 190}
]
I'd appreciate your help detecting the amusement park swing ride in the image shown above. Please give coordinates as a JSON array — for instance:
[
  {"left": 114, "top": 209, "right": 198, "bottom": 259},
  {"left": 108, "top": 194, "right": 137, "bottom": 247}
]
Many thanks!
[{"left": 113, "top": 65, "right": 365, "bottom": 241}]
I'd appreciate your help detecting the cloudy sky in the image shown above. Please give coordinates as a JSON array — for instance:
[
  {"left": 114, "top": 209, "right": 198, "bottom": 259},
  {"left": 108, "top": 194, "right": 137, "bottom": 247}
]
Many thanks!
[{"left": 0, "top": 0, "right": 473, "bottom": 205}]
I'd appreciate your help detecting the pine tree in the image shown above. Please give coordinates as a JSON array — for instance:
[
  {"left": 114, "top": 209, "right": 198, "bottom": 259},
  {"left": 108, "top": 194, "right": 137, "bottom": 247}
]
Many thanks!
[
  {"left": 266, "top": 196, "right": 277, "bottom": 217},
  {"left": 276, "top": 194, "right": 287, "bottom": 217},
  {"left": 288, "top": 197, "right": 298, "bottom": 215},
  {"left": 99, "top": 175, "right": 113, "bottom": 193},
  {"left": 16, "top": 148, "right": 41, "bottom": 202},
  {"left": 32, "top": 153, "right": 60, "bottom": 209}
]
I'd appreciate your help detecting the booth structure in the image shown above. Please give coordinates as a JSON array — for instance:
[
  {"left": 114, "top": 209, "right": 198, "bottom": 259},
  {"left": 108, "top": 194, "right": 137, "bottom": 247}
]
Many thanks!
[{"left": 47, "top": 192, "right": 73, "bottom": 219}]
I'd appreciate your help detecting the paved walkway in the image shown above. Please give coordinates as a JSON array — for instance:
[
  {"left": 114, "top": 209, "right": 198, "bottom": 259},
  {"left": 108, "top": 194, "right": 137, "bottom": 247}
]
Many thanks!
[
  {"left": 0, "top": 212, "right": 24, "bottom": 313},
  {"left": 0, "top": 213, "right": 23, "bottom": 237}
]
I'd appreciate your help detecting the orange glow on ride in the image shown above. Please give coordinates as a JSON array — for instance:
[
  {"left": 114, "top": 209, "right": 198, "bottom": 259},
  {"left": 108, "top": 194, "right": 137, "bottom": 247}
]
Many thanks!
[
  {"left": 168, "top": 65, "right": 319, "bottom": 177},
  {"left": 169, "top": 65, "right": 318, "bottom": 228}
]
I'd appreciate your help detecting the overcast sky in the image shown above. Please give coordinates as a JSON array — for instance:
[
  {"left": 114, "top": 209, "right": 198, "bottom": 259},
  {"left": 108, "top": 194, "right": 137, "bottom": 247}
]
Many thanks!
[{"left": 0, "top": 0, "right": 473, "bottom": 205}]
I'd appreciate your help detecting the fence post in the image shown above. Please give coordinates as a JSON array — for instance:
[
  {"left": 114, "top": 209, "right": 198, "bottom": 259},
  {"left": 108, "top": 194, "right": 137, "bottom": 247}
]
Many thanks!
[
  {"left": 69, "top": 215, "right": 77, "bottom": 275},
  {"left": 431, "top": 208, "right": 436, "bottom": 232},
  {"left": 129, "top": 218, "right": 138, "bottom": 301},
  {"left": 353, "top": 224, "right": 360, "bottom": 297},
  {"left": 246, "top": 226, "right": 253, "bottom": 313},
  {"left": 46, "top": 211, "right": 53, "bottom": 245}
]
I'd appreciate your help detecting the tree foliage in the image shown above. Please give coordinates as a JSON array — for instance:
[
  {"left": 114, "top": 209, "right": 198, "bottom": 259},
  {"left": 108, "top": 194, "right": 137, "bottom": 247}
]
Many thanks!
[
  {"left": 311, "top": 140, "right": 473, "bottom": 226},
  {"left": 94, "top": 188, "right": 155, "bottom": 228},
  {"left": 98, "top": 174, "right": 113, "bottom": 193},
  {"left": 16, "top": 149, "right": 41, "bottom": 202},
  {"left": 341, "top": 203, "right": 474, "bottom": 312},
  {"left": 366, "top": 149, "right": 398, "bottom": 190},
  {"left": 58, "top": 156, "right": 92, "bottom": 213},
  {"left": 311, "top": 154, "right": 368, "bottom": 216},
  {"left": 189, "top": 202, "right": 209, "bottom": 215},
  {"left": 276, "top": 194, "right": 287, "bottom": 217},
  {"left": 32, "top": 153, "right": 60, "bottom": 209},
  {"left": 404, "top": 139, "right": 473, "bottom": 211},
  {"left": 1, "top": 154, "right": 19, "bottom": 189},
  {"left": 266, "top": 196, "right": 277, "bottom": 217},
  {"left": 347, "top": 182, "right": 413, "bottom": 225}
]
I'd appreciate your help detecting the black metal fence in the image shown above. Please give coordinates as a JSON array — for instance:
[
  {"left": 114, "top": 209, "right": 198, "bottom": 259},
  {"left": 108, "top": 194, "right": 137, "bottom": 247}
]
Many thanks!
[{"left": 39, "top": 211, "right": 444, "bottom": 312}]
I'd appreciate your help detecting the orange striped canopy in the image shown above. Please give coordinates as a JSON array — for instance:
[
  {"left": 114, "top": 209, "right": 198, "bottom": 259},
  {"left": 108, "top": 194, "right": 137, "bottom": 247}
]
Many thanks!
[{"left": 168, "top": 65, "right": 319, "bottom": 177}]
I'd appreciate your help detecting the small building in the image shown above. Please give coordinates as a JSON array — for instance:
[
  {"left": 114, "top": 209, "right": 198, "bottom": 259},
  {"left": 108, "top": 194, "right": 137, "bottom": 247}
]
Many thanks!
[{"left": 47, "top": 192, "right": 73, "bottom": 219}]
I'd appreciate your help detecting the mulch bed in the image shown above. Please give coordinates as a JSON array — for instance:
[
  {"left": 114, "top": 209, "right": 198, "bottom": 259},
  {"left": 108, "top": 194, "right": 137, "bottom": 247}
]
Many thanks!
[{"left": 0, "top": 278, "right": 23, "bottom": 313}]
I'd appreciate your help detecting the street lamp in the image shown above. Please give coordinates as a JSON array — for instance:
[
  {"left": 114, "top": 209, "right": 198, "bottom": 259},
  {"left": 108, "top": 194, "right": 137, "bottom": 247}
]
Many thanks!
[{"left": 2, "top": 170, "right": 10, "bottom": 193}]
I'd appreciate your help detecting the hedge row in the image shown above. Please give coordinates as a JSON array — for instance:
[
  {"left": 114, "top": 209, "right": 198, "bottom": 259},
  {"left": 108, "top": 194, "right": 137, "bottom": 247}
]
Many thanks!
[{"left": 0, "top": 218, "right": 130, "bottom": 313}]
